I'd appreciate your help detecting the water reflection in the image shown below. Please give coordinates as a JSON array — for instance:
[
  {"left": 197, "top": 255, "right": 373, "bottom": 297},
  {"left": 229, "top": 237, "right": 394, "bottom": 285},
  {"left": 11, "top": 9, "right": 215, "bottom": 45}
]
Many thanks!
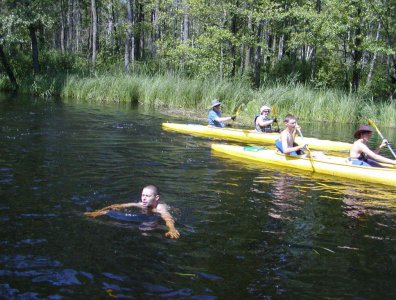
[{"left": 1, "top": 94, "right": 396, "bottom": 299}]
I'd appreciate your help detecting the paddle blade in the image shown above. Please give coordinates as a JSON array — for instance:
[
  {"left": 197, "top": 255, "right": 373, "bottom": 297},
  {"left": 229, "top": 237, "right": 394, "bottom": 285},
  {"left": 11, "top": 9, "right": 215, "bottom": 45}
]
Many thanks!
[
  {"left": 368, "top": 118, "right": 384, "bottom": 139},
  {"left": 271, "top": 105, "right": 277, "bottom": 117},
  {"left": 234, "top": 103, "right": 245, "bottom": 116},
  {"left": 368, "top": 118, "right": 378, "bottom": 131}
]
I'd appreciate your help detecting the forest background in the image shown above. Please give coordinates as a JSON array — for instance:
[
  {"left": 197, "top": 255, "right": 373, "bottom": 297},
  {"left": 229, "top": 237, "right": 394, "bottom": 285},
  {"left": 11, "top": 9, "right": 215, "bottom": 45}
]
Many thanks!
[{"left": 0, "top": 0, "right": 395, "bottom": 126}]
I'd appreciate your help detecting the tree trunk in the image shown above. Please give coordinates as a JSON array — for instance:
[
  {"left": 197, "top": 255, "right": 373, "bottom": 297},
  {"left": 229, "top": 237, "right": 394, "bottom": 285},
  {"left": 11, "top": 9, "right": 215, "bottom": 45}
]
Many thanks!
[
  {"left": 125, "top": 0, "right": 134, "bottom": 73},
  {"left": 254, "top": 21, "right": 263, "bottom": 88},
  {"left": 75, "top": 0, "right": 81, "bottom": 52},
  {"left": 136, "top": 3, "right": 143, "bottom": 60},
  {"left": 278, "top": 33, "right": 284, "bottom": 61},
  {"left": 0, "top": 43, "right": 18, "bottom": 91},
  {"left": 67, "top": 0, "right": 74, "bottom": 51},
  {"left": 220, "top": 45, "right": 224, "bottom": 81},
  {"left": 230, "top": 13, "right": 237, "bottom": 77},
  {"left": 110, "top": 0, "right": 120, "bottom": 53},
  {"left": 310, "top": 47, "right": 317, "bottom": 80},
  {"left": 245, "top": 12, "right": 252, "bottom": 72},
  {"left": 150, "top": 2, "right": 160, "bottom": 57},
  {"left": 124, "top": 0, "right": 133, "bottom": 74},
  {"left": 366, "top": 22, "right": 381, "bottom": 86},
  {"left": 351, "top": 8, "right": 362, "bottom": 93},
  {"left": 182, "top": 4, "right": 189, "bottom": 43},
  {"left": 271, "top": 33, "right": 276, "bottom": 67},
  {"left": 29, "top": 25, "right": 41, "bottom": 73},
  {"left": 91, "top": 0, "right": 97, "bottom": 65},
  {"left": 310, "top": 0, "right": 321, "bottom": 81},
  {"left": 61, "top": 17, "right": 66, "bottom": 53}
]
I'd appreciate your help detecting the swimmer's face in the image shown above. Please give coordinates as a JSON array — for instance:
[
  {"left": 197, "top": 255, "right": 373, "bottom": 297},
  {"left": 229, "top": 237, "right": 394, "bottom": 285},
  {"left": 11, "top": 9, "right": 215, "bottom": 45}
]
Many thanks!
[{"left": 141, "top": 187, "right": 159, "bottom": 208}]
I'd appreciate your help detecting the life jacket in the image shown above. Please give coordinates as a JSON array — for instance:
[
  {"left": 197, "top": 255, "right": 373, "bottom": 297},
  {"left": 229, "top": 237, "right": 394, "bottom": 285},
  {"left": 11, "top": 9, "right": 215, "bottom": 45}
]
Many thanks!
[
  {"left": 357, "top": 152, "right": 368, "bottom": 162},
  {"left": 254, "top": 114, "right": 272, "bottom": 132}
]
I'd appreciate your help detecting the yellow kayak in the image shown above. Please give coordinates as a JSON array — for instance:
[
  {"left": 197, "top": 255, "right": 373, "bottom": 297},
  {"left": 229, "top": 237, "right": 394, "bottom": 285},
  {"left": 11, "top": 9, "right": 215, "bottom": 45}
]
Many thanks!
[
  {"left": 162, "top": 123, "right": 351, "bottom": 151},
  {"left": 211, "top": 144, "right": 396, "bottom": 186}
]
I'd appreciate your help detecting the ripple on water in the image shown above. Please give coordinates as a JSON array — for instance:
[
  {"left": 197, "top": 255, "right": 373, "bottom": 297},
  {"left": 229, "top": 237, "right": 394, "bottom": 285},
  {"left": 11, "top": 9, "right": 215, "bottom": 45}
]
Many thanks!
[{"left": 0, "top": 254, "right": 96, "bottom": 298}]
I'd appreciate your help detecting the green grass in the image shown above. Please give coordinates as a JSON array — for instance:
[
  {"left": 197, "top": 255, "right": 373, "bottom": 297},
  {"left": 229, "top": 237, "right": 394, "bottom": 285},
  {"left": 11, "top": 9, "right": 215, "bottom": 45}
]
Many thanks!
[
  {"left": 3, "top": 69, "right": 395, "bottom": 127},
  {"left": 62, "top": 73, "right": 396, "bottom": 128}
]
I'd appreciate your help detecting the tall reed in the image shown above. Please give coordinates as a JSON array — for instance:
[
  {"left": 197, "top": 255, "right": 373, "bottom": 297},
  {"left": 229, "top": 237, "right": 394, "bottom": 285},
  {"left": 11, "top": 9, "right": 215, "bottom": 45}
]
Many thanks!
[{"left": 62, "top": 73, "right": 396, "bottom": 128}]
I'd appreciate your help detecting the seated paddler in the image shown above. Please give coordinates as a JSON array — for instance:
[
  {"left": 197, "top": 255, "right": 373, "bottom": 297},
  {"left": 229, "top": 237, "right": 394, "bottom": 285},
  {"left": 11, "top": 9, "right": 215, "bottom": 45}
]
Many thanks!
[
  {"left": 349, "top": 124, "right": 396, "bottom": 167},
  {"left": 275, "top": 114, "right": 307, "bottom": 156},
  {"left": 254, "top": 105, "right": 277, "bottom": 132},
  {"left": 208, "top": 99, "right": 236, "bottom": 127}
]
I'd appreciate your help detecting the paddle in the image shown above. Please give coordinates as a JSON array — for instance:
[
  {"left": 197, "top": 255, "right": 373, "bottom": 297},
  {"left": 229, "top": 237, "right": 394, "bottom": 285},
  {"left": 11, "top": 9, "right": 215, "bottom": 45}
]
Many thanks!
[
  {"left": 230, "top": 103, "right": 245, "bottom": 125},
  {"left": 368, "top": 118, "right": 396, "bottom": 159},
  {"left": 296, "top": 127, "right": 315, "bottom": 172},
  {"left": 233, "top": 103, "right": 245, "bottom": 118},
  {"left": 271, "top": 105, "right": 280, "bottom": 132}
]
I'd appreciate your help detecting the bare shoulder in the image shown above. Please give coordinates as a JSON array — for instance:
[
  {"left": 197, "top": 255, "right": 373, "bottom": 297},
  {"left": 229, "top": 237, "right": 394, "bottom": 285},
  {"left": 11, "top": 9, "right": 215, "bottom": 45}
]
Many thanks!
[
  {"left": 155, "top": 203, "right": 170, "bottom": 213},
  {"left": 280, "top": 129, "right": 289, "bottom": 140}
]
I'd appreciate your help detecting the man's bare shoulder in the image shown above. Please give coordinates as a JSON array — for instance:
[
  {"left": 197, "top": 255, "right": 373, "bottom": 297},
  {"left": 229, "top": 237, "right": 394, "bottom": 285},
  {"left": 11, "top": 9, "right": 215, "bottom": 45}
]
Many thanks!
[
  {"left": 155, "top": 203, "right": 170, "bottom": 213},
  {"left": 280, "top": 129, "right": 289, "bottom": 138}
]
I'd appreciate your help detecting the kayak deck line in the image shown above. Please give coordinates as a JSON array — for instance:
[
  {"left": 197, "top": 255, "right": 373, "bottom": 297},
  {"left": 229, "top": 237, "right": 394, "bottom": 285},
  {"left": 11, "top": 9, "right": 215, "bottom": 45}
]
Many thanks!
[
  {"left": 162, "top": 122, "right": 351, "bottom": 152},
  {"left": 211, "top": 143, "right": 396, "bottom": 186}
]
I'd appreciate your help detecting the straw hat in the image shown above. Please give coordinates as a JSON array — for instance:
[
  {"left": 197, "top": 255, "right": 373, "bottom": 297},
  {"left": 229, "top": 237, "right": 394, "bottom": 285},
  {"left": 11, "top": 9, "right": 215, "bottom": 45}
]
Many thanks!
[
  {"left": 354, "top": 124, "right": 373, "bottom": 139},
  {"left": 260, "top": 105, "right": 271, "bottom": 113}
]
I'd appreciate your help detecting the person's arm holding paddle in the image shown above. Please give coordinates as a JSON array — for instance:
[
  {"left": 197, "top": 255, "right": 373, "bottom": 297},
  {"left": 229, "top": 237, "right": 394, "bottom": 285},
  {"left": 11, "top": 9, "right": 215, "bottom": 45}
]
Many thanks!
[
  {"left": 368, "top": 118, "right": 396, "bottom": 158},
  {"left": 280, "top": 129, "right": 306, "bottom": 155},
  {"left": 350, "top": 124, "right": 396, "bottom": 167},
  {"left": 208, "top": 99, "right": 236, "bottom": 128},
  {"left": 277, "top": 115, "right": 307, "bottom": 155},
  {"left": 351, "top": 139, "right": 396, "bottom": 166},
  {"left": 374, "top": 139, "right": 389, "bottom": 154}
]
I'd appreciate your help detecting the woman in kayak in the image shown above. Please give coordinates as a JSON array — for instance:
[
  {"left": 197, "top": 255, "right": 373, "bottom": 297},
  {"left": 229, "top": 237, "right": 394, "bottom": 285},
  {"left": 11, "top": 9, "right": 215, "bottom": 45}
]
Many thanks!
[
  {"left": 349, "top": 125, "right": 396, "bottom": 167},
  {"left": 208, "top": 99, "right": 236, "bottom": 127},
  {"left": 254, "top": 105, "right": 277, "bottom": 132},
  {"left": 275, "top": 114, "right": 307, "bottom": 156},
  {"left": 84, "top": 185, "right": 180, "bottom": 239}
]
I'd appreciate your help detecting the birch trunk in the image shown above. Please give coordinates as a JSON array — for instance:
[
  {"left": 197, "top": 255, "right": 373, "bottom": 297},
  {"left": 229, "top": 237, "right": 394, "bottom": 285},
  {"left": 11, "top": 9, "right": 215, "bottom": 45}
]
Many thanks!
[{"left": 91, "top": 0, "right": 97, "bottom": 65}]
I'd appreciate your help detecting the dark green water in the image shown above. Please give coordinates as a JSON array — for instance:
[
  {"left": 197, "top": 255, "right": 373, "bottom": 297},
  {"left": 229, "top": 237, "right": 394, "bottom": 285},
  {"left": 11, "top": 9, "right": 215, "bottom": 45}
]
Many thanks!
[{"left": 1, "top": 93, "right": 395, "bottom": 299}]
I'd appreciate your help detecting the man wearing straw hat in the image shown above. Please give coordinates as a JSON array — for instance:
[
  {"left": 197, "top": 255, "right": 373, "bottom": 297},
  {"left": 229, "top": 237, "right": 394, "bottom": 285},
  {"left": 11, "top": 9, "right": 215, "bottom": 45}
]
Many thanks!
[
  {"left": 208, "top": 99, "right": 236, "bottom": 128},
  {"left": 349, "top": 124, "right": 396, "bottom": 167}
]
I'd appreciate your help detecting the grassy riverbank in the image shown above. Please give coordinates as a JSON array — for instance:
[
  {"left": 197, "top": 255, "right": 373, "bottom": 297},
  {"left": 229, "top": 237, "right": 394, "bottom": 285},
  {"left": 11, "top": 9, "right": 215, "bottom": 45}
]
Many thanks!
[
  {"left": 1, "top": 70, "right": 394, "bottom": 127},
  {"left": 62, "top": 74, "right": 396, "bottom": 128}
]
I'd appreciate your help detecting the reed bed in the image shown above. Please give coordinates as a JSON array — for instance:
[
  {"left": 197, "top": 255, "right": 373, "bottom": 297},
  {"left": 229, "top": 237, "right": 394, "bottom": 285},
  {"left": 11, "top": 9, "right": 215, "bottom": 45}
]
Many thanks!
[{"left": 62, "top": 74, "right": 396, "bottom": 128}]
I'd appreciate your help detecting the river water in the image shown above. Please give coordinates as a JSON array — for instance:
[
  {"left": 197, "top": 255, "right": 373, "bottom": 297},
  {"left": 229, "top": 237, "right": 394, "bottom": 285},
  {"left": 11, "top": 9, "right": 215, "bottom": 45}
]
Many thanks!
[{"left": 1, "top": 93, "right": 395, "bottom": 299}]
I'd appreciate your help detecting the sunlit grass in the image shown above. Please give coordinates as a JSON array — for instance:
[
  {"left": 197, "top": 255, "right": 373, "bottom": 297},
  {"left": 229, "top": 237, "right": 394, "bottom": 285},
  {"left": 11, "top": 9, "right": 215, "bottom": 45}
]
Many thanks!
[{"left": 62, "top": 73, "right": 396, "bottom": 128}]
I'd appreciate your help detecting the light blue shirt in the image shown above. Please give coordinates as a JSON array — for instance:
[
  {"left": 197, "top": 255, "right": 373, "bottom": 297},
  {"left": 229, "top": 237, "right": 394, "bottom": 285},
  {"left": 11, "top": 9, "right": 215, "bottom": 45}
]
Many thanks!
[{"left": 208, "top": 110, "right": 225, "bottom": 127}]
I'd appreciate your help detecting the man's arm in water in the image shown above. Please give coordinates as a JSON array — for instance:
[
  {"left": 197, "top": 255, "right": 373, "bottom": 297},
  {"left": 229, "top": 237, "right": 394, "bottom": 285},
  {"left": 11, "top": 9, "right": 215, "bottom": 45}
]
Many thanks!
[
  {"left": 156, "top": 204, "right": 180, "bottom": 239},
  {"left": 84, "top": 202, "right": 142, "bottom": 218}
]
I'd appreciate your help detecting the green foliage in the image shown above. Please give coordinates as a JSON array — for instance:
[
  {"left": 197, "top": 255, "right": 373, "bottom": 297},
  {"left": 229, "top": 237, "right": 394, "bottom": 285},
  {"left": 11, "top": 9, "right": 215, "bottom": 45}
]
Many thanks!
[
  {"left": 157, "top": 26, "right": 237, "bottom": 79},
  {"left": 1, "top": 0, "right": 396, "bottom": 113}
]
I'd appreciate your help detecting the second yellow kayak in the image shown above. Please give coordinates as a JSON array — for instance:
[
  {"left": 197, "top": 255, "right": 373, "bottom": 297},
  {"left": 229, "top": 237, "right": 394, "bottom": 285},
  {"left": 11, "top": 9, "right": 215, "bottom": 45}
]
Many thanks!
[{"left": 211, "top": 143, "right": 396, "bottom": 186}]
